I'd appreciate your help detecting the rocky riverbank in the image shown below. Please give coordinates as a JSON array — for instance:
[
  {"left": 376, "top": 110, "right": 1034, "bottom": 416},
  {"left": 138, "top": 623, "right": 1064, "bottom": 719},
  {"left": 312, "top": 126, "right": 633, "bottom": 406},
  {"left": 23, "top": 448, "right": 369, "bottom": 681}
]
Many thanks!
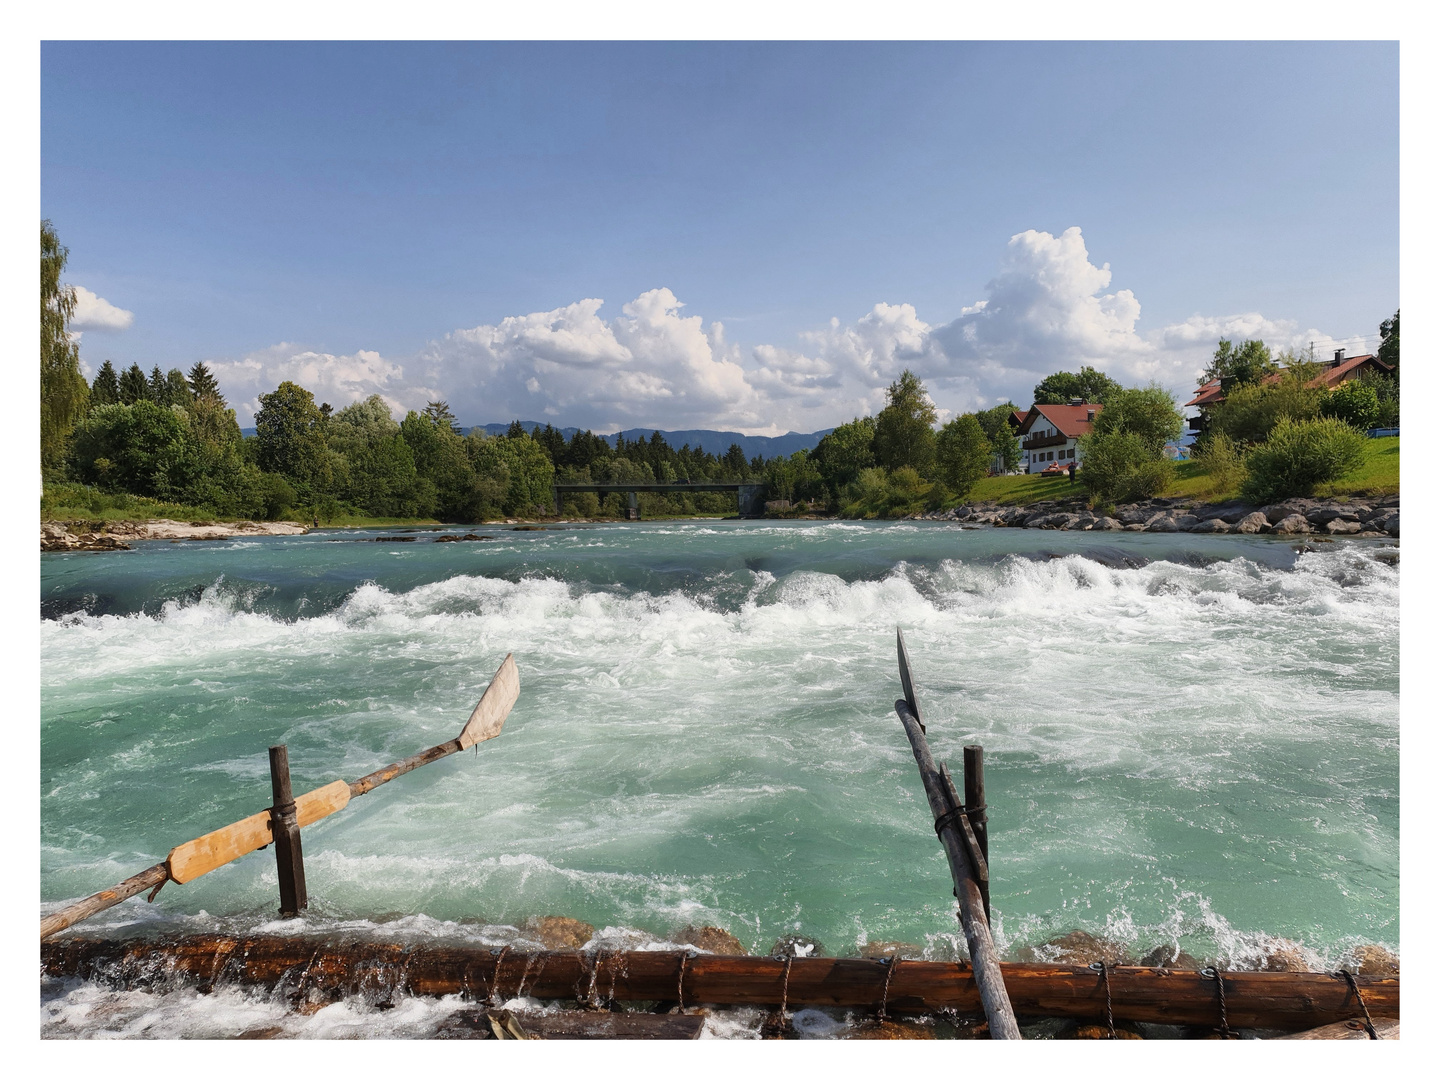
[
  {"left": 917, "top": 494, "right": 1399, "bottom": 537},
  {"left": 42, "top": 518, "right": 309, "bottom": 551}
]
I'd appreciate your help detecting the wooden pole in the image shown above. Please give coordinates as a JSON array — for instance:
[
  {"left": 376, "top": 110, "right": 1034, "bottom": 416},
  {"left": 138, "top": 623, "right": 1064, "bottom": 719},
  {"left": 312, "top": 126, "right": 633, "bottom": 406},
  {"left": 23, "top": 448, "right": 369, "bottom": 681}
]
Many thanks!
[
  {"left": 268, "top": 745, "right": 307, "bottom": 917},
  {"left": 38, "top": 864, "right": 169, "bottom": 941},
  {"left": 40, "top": 935, "right": 1401, "bottom": 1031},
  {"left": 894, "top": 629, "right": 1021, "bottom": 1039},
  {"left": 963, "top": 744, "right": 990, "bottom": 922}
]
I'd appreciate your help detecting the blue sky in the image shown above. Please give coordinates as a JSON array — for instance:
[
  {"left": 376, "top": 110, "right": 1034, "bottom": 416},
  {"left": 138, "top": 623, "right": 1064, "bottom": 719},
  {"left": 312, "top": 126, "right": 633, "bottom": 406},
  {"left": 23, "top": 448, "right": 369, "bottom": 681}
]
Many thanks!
[{"left": 43, "top": 41, "right": 1398, "bottom": 433}]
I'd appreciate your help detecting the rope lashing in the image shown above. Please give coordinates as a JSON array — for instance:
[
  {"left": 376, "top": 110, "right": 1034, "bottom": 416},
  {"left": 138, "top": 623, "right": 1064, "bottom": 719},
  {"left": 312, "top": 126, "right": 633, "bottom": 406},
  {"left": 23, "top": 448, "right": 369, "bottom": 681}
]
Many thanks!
[
  {"left": 1338, "top": 970, "right": 1379, "bottom": 1040},
  {"left": 676, "top": 951, "right": 689, "bottom": 1013},
  {"left": 1090, "top": 961, "right": 1116, "bottom": 1039},
  {"left": 878, "top": 956, "right": 901, "bottom": 1022},
  {"left": 1201, "top": 966, "right": 1237, "bottom": 1039}
]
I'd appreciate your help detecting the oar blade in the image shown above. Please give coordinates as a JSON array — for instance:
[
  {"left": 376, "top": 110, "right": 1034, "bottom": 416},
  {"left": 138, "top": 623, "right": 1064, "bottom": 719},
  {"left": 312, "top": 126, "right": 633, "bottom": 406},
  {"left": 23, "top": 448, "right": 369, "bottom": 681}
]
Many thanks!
[
  {"left": 897, "top": 628, "right": 920, "bottom": 721},
  {"left": 458, "top": 653, "right": 520, "bottom": 750},
  {"left": 167, "top": 780, "right": 350, "bottom": 884}
]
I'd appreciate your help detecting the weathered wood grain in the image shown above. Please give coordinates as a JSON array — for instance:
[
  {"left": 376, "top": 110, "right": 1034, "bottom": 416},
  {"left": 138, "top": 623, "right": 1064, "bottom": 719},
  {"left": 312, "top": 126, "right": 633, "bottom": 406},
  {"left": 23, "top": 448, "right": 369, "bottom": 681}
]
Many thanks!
[{"left": 40, "top": 935, "right": 1397, "bottom": 1031}]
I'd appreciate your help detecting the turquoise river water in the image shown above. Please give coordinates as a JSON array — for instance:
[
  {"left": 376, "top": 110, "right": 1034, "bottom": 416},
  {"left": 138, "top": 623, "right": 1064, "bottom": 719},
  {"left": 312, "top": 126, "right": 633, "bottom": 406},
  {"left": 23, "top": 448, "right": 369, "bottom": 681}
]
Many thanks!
[{"left": 40, "top": 520, "right": 1399, "bottom": 1037}]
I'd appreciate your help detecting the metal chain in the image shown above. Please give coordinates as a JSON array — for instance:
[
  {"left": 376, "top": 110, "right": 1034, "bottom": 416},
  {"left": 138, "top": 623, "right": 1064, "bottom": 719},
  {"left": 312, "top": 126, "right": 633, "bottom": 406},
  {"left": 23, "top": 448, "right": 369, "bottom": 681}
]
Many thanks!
[
  {"left": 1339, "top": 970, "right": 1379, "bottom": 1040},
  {"left": 1090, "top": 962, "right": 1116, "bottom": 1039}
]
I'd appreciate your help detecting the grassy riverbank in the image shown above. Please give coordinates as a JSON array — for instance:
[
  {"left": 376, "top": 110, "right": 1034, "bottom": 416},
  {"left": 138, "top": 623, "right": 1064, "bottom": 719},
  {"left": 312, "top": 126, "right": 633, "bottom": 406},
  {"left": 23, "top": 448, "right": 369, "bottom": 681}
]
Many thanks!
[{"left": 966, "top": 436, "right": 1398, "bottom": 507}]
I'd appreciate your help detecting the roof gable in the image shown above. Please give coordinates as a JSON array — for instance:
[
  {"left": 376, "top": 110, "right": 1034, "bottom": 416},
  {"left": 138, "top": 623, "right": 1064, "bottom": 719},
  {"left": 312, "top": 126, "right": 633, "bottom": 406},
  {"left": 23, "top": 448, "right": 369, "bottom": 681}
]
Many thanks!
[{"left": 1018, "top": 403, "right": 1103, "bottom": 438}]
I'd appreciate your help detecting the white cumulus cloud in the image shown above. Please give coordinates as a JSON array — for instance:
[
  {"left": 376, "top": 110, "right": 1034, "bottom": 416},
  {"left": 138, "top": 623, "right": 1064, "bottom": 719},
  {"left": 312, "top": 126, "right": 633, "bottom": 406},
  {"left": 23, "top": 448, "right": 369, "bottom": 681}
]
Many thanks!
[
  {"left": 70, "top": 286, "right": 134, "bottom": 332},
  {"left": 209, "top": 227, "right": 1354, "bottom": 432}
]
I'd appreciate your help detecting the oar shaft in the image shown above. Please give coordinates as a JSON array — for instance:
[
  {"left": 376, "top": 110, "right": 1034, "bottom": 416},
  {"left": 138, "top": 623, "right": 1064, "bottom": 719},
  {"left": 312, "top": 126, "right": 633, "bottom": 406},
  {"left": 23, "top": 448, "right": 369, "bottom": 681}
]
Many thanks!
[
  {"left": 40, "top": 863, "right": 169, "bottom": 941},
  {"left": 349, "top": 738, "right": 462, "bottom": 798}
]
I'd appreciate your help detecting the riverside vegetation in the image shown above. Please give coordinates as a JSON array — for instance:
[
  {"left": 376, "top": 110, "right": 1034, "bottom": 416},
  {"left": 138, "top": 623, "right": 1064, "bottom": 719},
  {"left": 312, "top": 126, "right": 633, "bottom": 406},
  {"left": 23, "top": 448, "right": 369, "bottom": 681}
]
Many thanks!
[{"left": 40, "top": 220, "right": 1398, "bottom": 531}]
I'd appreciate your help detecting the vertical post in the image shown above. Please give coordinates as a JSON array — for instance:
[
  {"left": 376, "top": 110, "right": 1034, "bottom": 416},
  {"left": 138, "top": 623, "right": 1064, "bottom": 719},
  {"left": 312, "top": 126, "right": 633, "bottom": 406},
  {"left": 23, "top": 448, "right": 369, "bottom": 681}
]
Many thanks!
[
  {"left": 553, "top": 485, "right": 562, "bottom": 516},
  {"left": 963, "top": 745, "right": 989, "bottom": 923},
  {"left": 628, "top": 491, "right": 640, "bottom": 520},
  {"left": 268, "top": 744, "right": 307, "bottom": 917}
]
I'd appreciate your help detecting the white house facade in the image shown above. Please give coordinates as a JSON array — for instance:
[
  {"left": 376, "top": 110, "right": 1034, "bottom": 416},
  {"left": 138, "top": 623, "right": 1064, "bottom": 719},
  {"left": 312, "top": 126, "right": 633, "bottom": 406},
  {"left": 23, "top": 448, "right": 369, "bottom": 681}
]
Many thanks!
[{"left": 1015, "top": 403, "right": 1103, "bottom": 474}]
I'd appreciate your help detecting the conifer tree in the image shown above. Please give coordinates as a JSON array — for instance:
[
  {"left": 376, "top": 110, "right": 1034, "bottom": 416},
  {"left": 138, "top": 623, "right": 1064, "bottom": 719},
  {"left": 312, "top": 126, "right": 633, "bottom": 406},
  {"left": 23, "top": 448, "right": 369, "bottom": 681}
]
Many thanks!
[
  {"left": 90, "top": 360, "right": 121, "bottom": 407},
  {"left": 149, "top": 365, "right": 169, "bottom": 404},
  {"left": 119, "top": 363, "right": 149, "bottom": 405},
  {"left": 40, "top": 220, "right": 90, "bottom": 474},
  {"left": 187, "top": 361, "right": 224, "bottom": 404},
  {"left": 505, "top": 419, "right": 527, "bottom": 440},
  {"left": 165, "top": 368, "right": 192, "bottom": 406}
]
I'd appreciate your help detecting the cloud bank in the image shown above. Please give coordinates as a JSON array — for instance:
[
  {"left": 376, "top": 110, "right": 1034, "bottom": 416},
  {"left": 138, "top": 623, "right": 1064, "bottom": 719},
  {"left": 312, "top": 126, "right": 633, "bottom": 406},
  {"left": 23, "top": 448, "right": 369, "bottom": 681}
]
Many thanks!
[
  {"left": 206, "top": 227, "right": 1334, "bottom": 432},
  {"left": 70, "top": 286, "right": 135, "bottom": 333}
]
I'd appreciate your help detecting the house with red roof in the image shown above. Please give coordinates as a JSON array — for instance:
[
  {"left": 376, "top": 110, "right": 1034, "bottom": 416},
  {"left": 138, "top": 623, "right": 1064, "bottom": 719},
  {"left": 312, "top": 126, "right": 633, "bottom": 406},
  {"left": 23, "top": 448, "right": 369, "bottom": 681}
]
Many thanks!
[
  {"left": 1015, "top": 402, "right": 1102, "bottom": 474},
  {"left": 1184, "top": 350, "right": 1394, "bottom": 433}
]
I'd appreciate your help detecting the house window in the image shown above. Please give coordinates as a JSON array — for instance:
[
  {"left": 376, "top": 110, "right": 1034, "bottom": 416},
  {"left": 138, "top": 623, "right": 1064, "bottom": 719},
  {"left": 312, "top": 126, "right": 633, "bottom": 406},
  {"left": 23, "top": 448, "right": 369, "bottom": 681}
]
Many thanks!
[{"left": 1067, "top": 449, "right": 1075, "bottom": 459}]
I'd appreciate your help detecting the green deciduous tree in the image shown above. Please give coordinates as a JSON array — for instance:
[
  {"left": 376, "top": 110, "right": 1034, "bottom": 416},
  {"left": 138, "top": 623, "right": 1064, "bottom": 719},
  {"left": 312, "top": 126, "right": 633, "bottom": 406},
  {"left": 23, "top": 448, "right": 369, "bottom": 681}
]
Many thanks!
[
  {"left": 874, "top": 370, "right": 937, "bottom": 473},
  {"left": 67, "top": 401, "right": 189, "bottom": 496},
  {"left": 1204, "top": 339, "right": 1278, "bottom": 386},
  {"left": 1090, "top": 384, "right": 1183, "bottom": 455},
  {"left": 812, "top": 416, "right": 876, "bottom": 498},
  {"left": 469, "top": 430, "right": 555, "bottom": 517},
  {"left": 1320, "top": 380, "right": 1381, "bottom": 431},
  {"left": 1032, "top": 366, "right": 1121, "bottom": 406},
  {"left": 1378, "top": 309, "right": 1398, "bottom": 375},
  {"left": 41, "top": 220, "right": 90, "bottom": 475},
  {"left": 973, "top": 402, "right": 1022, "bottom": 473},
  {"left": 934, "top": 414, "right": 992, "bottom": 500},
  {"left": 1207, "top": 367, "right": 1325, "bottom": 446},
  {"left": 254, "top": 381, "right": 331, "bottom": 499}
]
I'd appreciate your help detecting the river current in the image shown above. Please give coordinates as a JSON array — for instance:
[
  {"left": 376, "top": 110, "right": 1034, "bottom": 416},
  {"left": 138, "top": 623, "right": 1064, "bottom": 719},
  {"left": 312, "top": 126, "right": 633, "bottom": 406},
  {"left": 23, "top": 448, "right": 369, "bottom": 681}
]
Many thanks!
[{"left": 39, "top": 520, "right": 1399, "bottom": 1037}]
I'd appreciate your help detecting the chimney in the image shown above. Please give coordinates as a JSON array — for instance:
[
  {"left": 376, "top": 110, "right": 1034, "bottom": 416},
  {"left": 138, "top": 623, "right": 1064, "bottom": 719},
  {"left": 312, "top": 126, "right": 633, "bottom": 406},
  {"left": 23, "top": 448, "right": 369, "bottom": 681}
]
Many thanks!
[
  {"left": 1334, "top": 348, "right": 1345, "bottom": 364},
  {"left": 1068, "top": 397, "right": 1082, "bottom": 406}
]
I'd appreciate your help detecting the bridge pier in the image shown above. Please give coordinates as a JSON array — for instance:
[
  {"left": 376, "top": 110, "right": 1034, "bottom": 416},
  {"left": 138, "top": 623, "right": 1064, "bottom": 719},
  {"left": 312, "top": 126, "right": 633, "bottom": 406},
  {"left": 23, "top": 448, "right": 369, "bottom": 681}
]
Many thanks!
[{"left": 628, "top": 491, "right": 640, "bottom": 520}]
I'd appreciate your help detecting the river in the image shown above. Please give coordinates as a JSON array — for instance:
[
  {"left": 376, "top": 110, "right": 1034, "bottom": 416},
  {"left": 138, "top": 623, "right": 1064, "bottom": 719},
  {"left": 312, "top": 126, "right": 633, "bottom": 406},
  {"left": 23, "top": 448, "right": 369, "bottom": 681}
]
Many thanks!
[{"left": 40, "top": 520, "right": 1399, "bottom": 1037}]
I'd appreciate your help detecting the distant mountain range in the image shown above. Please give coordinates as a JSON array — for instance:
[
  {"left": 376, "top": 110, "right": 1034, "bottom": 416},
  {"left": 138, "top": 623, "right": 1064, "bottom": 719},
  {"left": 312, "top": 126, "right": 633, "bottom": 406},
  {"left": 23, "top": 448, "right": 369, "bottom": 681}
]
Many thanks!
[
  {"left": 239, "top": 422, "right": 832, "bottom": 458},
  {"left": 464, "top": 422, "right": 832, "bottom": 458}
]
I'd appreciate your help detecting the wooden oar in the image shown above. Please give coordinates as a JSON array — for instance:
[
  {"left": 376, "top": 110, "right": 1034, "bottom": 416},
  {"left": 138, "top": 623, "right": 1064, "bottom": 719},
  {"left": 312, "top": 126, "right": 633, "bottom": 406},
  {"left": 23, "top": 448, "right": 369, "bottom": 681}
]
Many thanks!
[
  {"left": 40, "top": 654, "right": 520, "bottom": 940},
  {"left": 894, "top": 628, "right": 1021, "bottom": 1039}
]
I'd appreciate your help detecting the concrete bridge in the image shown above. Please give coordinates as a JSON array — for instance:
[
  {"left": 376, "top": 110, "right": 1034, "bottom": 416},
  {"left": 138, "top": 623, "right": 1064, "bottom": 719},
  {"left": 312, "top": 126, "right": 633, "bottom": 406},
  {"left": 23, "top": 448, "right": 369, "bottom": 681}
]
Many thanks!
[{"left": 552, "top": 482, "right": 766, "bottom": 519}]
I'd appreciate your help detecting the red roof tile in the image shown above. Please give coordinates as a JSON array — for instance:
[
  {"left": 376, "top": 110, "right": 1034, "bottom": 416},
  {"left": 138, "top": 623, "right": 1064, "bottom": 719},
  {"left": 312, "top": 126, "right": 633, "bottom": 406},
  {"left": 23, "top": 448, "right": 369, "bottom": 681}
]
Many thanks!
[{"left": 1017, "top": 403, "right": 1103, "bottom": 439}]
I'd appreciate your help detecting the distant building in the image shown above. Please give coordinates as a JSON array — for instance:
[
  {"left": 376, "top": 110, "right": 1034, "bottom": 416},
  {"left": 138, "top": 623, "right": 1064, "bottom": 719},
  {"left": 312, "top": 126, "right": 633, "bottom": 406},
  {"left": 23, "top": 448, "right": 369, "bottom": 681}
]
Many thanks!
[
  {"left": 1184, "top": 350, "right": 1394, "bottom": 433},
  {"left": 1014, "top": 402, "right": 1102, "bottom": 474}
]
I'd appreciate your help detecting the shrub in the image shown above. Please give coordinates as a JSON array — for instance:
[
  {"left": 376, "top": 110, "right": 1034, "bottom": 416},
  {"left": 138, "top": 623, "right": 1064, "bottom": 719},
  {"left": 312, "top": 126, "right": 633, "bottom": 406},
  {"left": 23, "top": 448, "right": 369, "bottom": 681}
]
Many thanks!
[
  {"left": 1079, "top": 432, "right": 1174, "bottom": 505},
  {"left": 1321, "top": 380, "right": 1381, "bottom": 431},
  {"left": 1208, "top": 368, "right": 1325, "bottom": 445},
  {"left": 1239, "top": 417, "right": 1367, "bottom": 503},
  {"left": 839, "top": 466, "right": 930, "bottom": 519},
  {"left": 1192, "top": 431, "right": 1246, "bottom": 496}
]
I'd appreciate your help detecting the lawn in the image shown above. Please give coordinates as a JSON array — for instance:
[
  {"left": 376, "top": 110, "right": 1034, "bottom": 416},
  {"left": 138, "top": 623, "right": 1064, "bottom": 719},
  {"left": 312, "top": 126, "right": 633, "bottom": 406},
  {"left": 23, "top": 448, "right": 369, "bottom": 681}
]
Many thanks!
[
  {"left": 966, "top": 436, "right": 1398, "bottom": 507},
  {"left": 40, "top": 483, "right": 441, "bottom": 529}
]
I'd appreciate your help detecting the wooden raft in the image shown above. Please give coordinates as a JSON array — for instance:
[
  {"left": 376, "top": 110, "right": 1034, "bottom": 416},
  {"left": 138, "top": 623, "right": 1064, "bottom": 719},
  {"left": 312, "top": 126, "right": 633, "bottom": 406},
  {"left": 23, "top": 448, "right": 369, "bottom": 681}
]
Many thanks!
[{"left": 41, "top": 934, "right": 1397, "bottom": 1032}]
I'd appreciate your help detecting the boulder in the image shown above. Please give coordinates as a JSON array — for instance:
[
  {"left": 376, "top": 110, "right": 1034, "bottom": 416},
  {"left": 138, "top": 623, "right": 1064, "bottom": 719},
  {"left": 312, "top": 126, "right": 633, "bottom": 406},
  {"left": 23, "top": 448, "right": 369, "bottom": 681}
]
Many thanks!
[
  {"left": 526, "top": 915, "right": 595, "bottom": 950},
  {"left": 844, "top": 1020, "right": 935, "bottom": 1040},
  {"left": 1263, "top": 500, "right": 1312, "bottom": 524},
  {"left": 1234, "top": 511, "right": 1270, "bottom": 534},
  {"left": 771, "top": 935, "right": 825, "bottom": 958},
  {"left": 1270, "top": 514, "right": 1311, "bottom": 535},
  {"left": 1345, "top": 944, "right": 1399, "bottom": 978},
  {"left": 1187, "top": 518, "right": 1232, "bottom": 533},
  {"left": 1306, "top": 506, "right": 1358, "bottom": 526},
  {"left": 1144, "top": 514, "right": 1179, "bottom": 532},
  {"left": 677, "top": 925, "right": 748, "bottom": 955},
  {"left": 1325, "top": 519, "right": 1362, "bottom": 535},
  {"left": 1014, "top": 930, "right": 1133, "bottom": 966},
  {"left": 857, "top": 940, "right": 921, "bottom": 960},
  {"left": 1066, "top": 1022, "right": 1144, "bottom": 1040},
  {"left": 1116, "top": 507, "right": 1153, "bottom": 526},
  {"left": 1093, "top": 517, "right": 1123, "bottom": 531},
  {"left": 1123, "top": 523, "right": 1146, "bottom": 532},
  {"left": 1259, "top": 938, "right": 1313, "bottom": 972},
  {"left": 1372, "top": 509, "right": 1399, "bottom": 537},
  {"left": 1139, "top": 944, "right": 1203, "bottom": 970}
]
